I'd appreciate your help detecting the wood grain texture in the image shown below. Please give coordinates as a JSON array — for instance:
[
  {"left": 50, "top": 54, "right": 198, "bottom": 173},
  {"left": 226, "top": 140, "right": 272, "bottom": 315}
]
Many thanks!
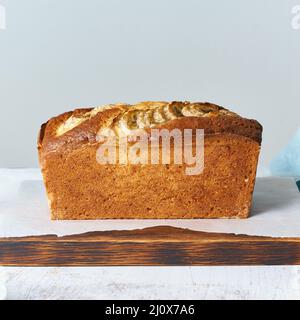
[{"left": 1, "top": 226, "right": 300, "bottom": 266}]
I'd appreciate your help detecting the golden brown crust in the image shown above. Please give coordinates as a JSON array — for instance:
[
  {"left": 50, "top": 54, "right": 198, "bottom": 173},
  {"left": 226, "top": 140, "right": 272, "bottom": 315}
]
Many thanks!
[
  {"left": 38, "top": 101, "right": 262, "bottom": 220},
  {"left": 38, "top": 101, "right": 262, "bottom": 157}
]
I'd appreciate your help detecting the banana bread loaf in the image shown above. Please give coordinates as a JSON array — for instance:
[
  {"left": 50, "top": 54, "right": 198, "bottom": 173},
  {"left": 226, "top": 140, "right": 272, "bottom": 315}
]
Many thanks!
[{"left": 38, "top": 101, "right": 262, "bottom": 219}]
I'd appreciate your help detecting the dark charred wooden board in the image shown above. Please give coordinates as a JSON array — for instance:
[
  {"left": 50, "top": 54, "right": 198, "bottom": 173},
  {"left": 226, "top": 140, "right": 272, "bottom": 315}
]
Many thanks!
[{"left": 1, "top": 226, "right": 300, "bottom": 266}]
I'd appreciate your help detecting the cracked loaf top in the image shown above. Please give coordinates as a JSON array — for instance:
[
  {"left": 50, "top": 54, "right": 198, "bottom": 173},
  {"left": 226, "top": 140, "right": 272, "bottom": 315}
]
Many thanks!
[{"left": 38, "top": 101, "right": 263, "bottom": 155}]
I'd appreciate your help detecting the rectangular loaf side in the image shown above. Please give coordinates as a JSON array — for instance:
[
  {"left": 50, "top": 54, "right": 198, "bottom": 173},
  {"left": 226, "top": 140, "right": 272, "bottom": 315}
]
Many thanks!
[{"left": 38, "top": 101, "right": 262, "bottom": 219}]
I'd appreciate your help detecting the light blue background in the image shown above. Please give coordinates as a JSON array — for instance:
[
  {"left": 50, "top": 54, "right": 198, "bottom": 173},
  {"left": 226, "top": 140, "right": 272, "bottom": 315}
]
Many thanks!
[{"left": 0, "top": 0, "right": 299, "bottom": 168}]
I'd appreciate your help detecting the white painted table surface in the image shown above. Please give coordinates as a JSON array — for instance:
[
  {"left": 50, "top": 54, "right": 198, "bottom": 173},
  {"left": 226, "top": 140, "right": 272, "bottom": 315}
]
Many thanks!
[{"left": 1, "top": 169, "right": 300, "bottom": 300}]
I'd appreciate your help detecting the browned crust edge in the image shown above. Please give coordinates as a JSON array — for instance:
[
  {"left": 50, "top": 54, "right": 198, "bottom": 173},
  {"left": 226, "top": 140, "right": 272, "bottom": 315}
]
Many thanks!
[{"left": 38, "top": 103, "right": 263, "bottom": 158}]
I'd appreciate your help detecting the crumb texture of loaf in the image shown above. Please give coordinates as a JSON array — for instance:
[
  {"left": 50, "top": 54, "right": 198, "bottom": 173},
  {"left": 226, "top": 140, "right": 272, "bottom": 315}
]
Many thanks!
[{"left": 38, "top": 101, "right": 262, "bottom": 220}]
